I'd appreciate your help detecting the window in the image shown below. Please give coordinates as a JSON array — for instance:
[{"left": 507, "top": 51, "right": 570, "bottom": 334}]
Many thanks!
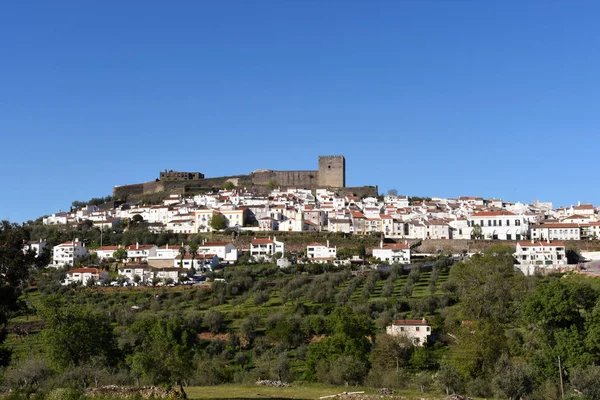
[
  {"left": 493, "top": 220, "right": 497, "bottom": 226},
  {"left": 499, "top": 220, "right": 502, "bottom": 226},
  {"left": 488, "top": 220, "right": 491, "bottom": 226},
  {"left": 416, "top": 327, "right": 420, "bottom": 331},
  {"left": 507, "top": 220, "right": 510, "bottom": 226}
]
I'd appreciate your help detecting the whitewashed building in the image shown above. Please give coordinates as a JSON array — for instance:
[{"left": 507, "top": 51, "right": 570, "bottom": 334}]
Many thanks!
[
  {"left": 52, "top": 239, "right": 88, "bottom": 267},
  {"left": 468, "top": 211, "right": 528, "bottom": 240},
  {"left": 514, "top": 240, "right": 567, "bottom": 275},
  {"left": 250, "top": 237, "right": 285, "bottom": 260},
  {"left": 372, "top": 242, "right": 411, "bottom": 264},
  {"left": 530, "top": 223, "right": 581, "bottom": 241},
  {"left": 386, "top": 319, "right": 431, "bottom": 346},
  {"left": 63, "top": 267, "right": 107, "bottom": 286},
  {"left": 306, "top": 241, "right": 337, "bottom": 263}
]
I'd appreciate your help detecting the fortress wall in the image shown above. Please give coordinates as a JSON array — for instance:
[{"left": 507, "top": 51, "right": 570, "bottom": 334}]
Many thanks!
[
  {"left": 336, "top": 186, "right": 379, "bottom": 198},
  {"left": 250, "top": 170, "right": 318, "bottom": 187},
  {"left": 113, "top": 183, "right": 145, "bottom": 200},
  {"left": 143, "top": 181, "right": 165, "bottom": 194}
]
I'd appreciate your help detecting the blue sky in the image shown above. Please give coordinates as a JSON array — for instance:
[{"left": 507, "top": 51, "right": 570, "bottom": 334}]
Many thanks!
[{"left": 2, "top": 1, "right": 600, "bottom": 222}]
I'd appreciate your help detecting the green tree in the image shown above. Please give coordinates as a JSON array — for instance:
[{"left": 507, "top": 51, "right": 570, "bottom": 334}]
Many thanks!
[
  {"left": 570, "top": 365, "right": 600, "bottom": 400},
  {"left": 188, "top": 243, "right": 198, "bottom": 270},
  {"left": 113, "top": 247, "right": 127, "bottom": 263},
  {"left": 0, "top": 222, "right": 37, "bottom": 366},
  {"left": 471, "top": 224, "right": 483, "bottom": 240},
  {"left": 447, "top": 244, "right": 522, "bottom": 323},
  {"left": 209, "top": 213, "right": 228, "bottom": 231},
  {"left": 40, "top": 301, "right": 119, "bottom": 371},
  {"left": 224, "top": 181, "right": 235, "bottom": 190},
  {"left": 305, "top": 306, "right": 375, "bottom": 382},
  {"left": 178, "top": 245, "right": 187, "bottom": 267},
  {"left": 492, "top": 354, "right": 533, "bottom": 400},
  {"left": 130, "top": 319, "right": 196, "bottom": 393}
]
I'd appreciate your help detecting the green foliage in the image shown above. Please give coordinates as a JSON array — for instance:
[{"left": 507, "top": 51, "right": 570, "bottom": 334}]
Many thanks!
[
  {"left": 40, "top": 300, "right": 119, "bottom": 371},
  {"left": 305, "top": 307, "right": 375, "bottom": 382},
  {"left": 448, "top": 244, "right": 522, "bottom": 323},
  {"left": 130, "top": 319, "right": 196, "bottom": 386},
  {"left": 209, "top": 213, "right": 228, "bottom": 231}
]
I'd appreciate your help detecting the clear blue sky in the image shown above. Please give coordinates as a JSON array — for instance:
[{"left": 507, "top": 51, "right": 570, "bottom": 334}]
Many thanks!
[{"left": 2, "top": 1, "right": 599, "bottom": 223}]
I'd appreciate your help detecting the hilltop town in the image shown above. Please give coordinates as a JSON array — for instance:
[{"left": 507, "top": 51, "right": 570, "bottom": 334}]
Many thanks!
[
  {"left": 34, "top": 156, "right": 600, "bottom": 284},
  {"left": 8, "top": 157, "right": 600, "bottom": 399}
]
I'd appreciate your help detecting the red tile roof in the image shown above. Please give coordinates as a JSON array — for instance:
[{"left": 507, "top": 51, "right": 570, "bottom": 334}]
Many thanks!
[{"left": 517, "top": 241, "right": 565, "bottom": 247}]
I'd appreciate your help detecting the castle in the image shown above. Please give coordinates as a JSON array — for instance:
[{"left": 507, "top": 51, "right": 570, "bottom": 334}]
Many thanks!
[{"left": 113, "top": 155, "right": 376, "bottom": 200}]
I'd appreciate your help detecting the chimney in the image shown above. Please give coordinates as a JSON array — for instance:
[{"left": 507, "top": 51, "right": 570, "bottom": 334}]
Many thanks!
[
  {"left": 327, "top": 240, "right": 330, "bottom": 248},
  {"left": 531, "top": 239, "right": 534, "bottom": 244},
  {"left": 136, "top": 242, "right": 139, "bottom": 249},
  {"left": 380, "top": 239, "right": 383, "bottom": 248}
]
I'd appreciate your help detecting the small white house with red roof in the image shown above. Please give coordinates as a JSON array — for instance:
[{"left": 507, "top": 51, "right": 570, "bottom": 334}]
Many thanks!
[
  {"left": 126, "top": 243, "right": 158, "bottom": 262},
  {"left": 372, "top": 242, "right": 411, "bottom": 264},
  {"left": 306, "top": 241, "right": 337, "bottom": 263},
  {"left": 94, "top": 245, "right": 120, "bottom": 260},
  {"left": 63, "top": 267, "right": 107, "bottom": 286},
  {"left": 250, "top": 237, "right": 285, "bottom": 260},
  {"left": 386, "top": 319, "right": 431, "bottom": 346},
  {"left": 514, "top": 240, "right": 567, "bottom": 275}
]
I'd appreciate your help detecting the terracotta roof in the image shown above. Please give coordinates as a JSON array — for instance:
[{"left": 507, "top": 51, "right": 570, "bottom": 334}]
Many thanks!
[
  {"left": 307, "top": 242, "right": 325, "bottom": 247},
  {"left": 531, "top": 223, "right": 580, "bottom": 229},
  {"left": 201, "top": 242, "right": 231, "bottom": 247},
  {"left": 126, "top": 244, "right": 157, "bottom": 250},
  {"left": 472, "top": 211, "right": 516, "bottom": 217},
  {"left": 379, "top": 243, "right": 409, "bottom": 250},
  {"left": 96, "top": 246, "right": 119, "bottom": 251},
  {"left": 574, "top": 204, "right": 594, "bottom": 209},
  {"left": 391, "top": 319, "right": 428, "bottom": 325},
  {"left": 251, "top": 238, "right": 274, "bottom": 244},
  {"left": 68, "top": 267, "right": 102, "bottom": 274},
  {"left": 517, "top": 241, "right": 565, "bottom": 247}
]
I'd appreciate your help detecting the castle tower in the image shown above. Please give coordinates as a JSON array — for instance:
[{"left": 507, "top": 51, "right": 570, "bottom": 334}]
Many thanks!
[{"left": 318, "top": 155, "right": 345, "bottom": 188}]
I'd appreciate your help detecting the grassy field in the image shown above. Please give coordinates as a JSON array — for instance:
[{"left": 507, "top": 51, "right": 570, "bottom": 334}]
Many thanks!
[{"left": 184, "top": 384, "right": 448, "bottom": 399}]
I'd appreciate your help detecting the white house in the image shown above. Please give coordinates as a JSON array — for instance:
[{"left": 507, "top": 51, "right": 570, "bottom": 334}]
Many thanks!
[
  {"left": 306, "top": 241, "right": 337, "bottom": 263},
  {"left": 372, "top": 242, "right": 411, "bottom": 264},
  {"left": 126, "top": 243, "right": 158, "bottom": 262},
  {"left": 386, "top": 319, "right": 431, "bottom": 346},
  {"left": 52, "top": 239, "right": 88, "bottom": 267},
  {"left": 95, "top": 245, "right": 120, "bottom": 260},
  {"left": 250, "top": 237, "right": 285, "bottom": 261},
  {"left": 63, "top": 267, "right": 107, "bottom": 286},
  {"left": 150, "top": 266, "right": 186, "bottom": 283},
  {"left": 468, "top": 211, "right": 528, "bottom": 240},
  {"left": 174, "top": 254, "right": 219, "bottom": 271},
  {"left": 328, "top": 218, "right": 352, "bottom": 233},
  {"left": 199, "top": 241, "right": 238, "bottom": 264},
  {"left": 514, "top": 240, "right": 567, "bottom": 275},
  {"left": 155, "top": 244, "right": 182, "bottom": 259},
  {"left": 118, "top": 264, "right": 154, "bottom": 284},
  {"left": 23, "top": 239, "right": 48, "bottom": 258},
  {"left": 424, "top": 220, "right": 451, "bottom": 239},
  {"left": 530, "top": 223, "right": 581, "bottom": 241}
]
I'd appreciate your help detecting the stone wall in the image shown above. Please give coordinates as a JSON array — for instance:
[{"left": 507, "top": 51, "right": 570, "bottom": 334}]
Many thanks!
[{"left": 318, "top": 155, "right": 345, "bottom": 187}]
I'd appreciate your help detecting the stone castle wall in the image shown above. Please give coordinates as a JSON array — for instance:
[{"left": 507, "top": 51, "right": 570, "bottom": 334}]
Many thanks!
[{"left": 113, "top": 155, "right": 358, "bottom": 200}]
